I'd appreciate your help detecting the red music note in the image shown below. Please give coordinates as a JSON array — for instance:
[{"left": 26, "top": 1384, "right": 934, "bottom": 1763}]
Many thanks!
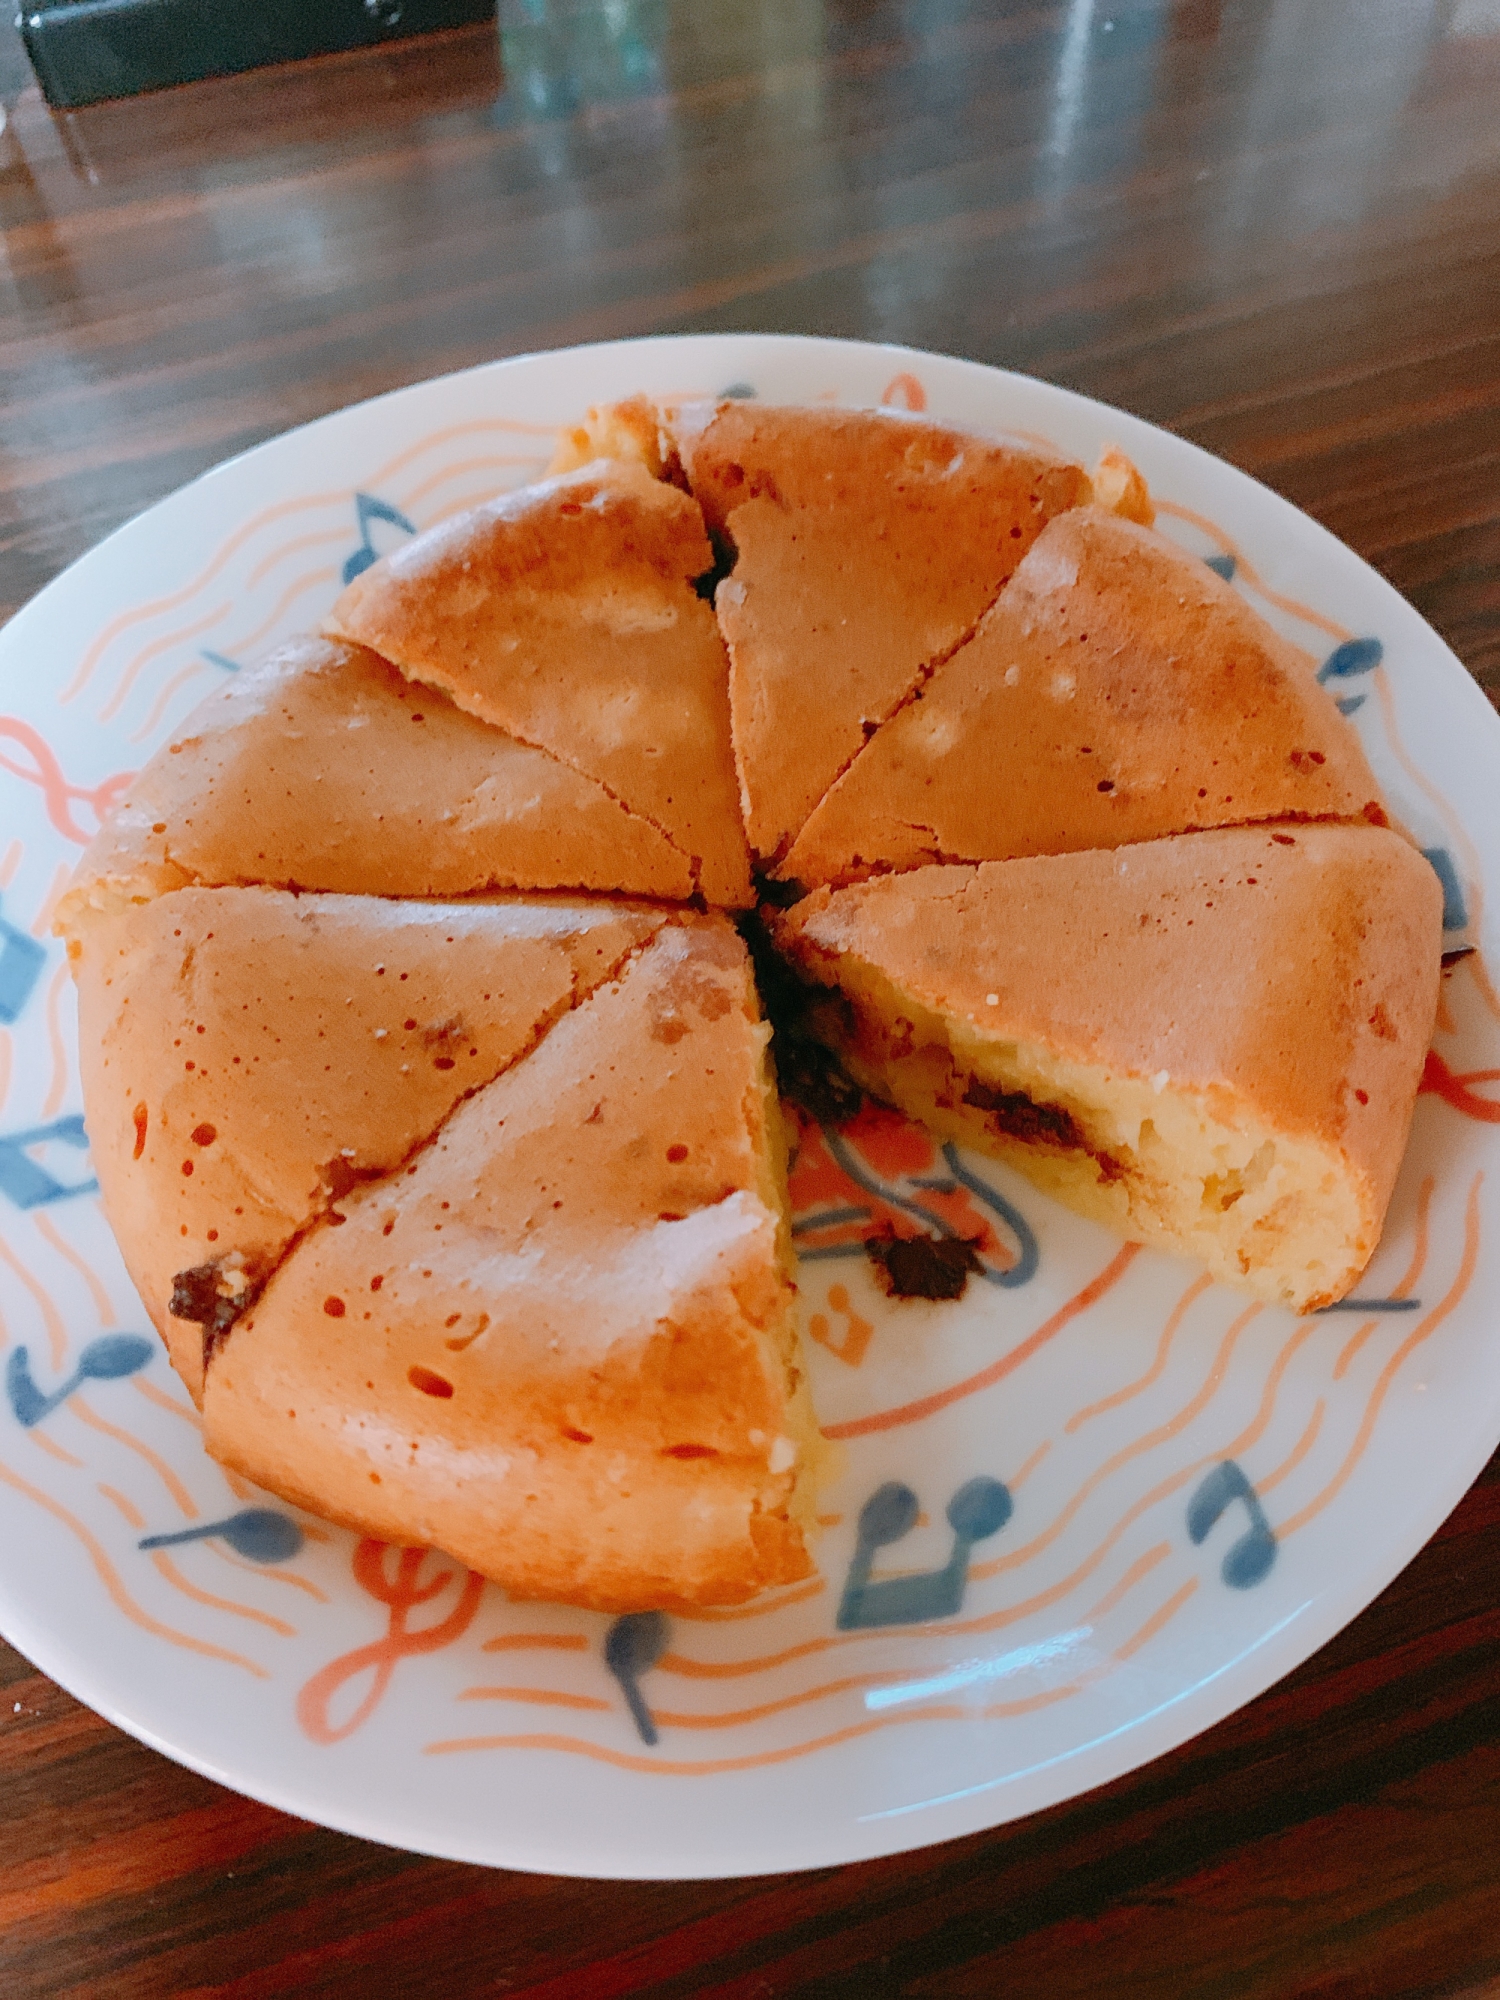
[
  {"left": 1419, "top": 1049, "right": 1500, "bottom": 1124},
  {"left": 296, "top": 1539, "right": 484, "bottom": 1744}
]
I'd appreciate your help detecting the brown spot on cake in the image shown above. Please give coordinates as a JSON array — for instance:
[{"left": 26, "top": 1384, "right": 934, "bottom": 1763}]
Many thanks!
[
  {"left": 962, "top": 1077, "right": 1085, "bottom": 1150},
  {"left": 132, "top": 1103, "right": 149, "bottom": 1160}
]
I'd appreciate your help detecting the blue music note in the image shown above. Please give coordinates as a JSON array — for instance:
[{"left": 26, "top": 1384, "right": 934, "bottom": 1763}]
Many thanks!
[
  {"left": 604, "top": 1610, "right": 670, "bottom": 1746},
  {"left": 1421, "top": 848, "right": 1469, "bottom": 934},
  {"left": 341, "top": 492, "right": 417, "bottom": 585},
  {"left": 0, "top": 903, "right": 45, "bottom": 1026},
  {"left": 139, "top": 1508, "right": 304, "bottom": 1563},
  {"left": 837, "top": 1476, "right": 1013, "bottom": 1630},
  {"left": 1204, "top": 552, "right": 1236, "bottom": 581},
  {"left": 1187, "top": 1460, "right": 1277, "bottom": 1589},
  {"left": 1316, "top": 636, "right": 1382, "bottom": 716},
  {"left": 6, "top": 1334, "right": 155, "bottom": 1429},
  {"left": 201, "top": 650, "right": 241, "bottom": 674},
  {"left": 0, "top": 1115, "right": 97, "bottom": 1209}
]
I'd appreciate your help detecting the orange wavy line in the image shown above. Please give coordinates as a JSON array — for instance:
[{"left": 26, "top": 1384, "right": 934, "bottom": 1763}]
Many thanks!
[
  {"left": 31, "top": 861, "right": 73, "bottom": 939},
  {"left": 132, "top": 1376, "right": 201, "bottom": 1424},
  {"left": 480, "top": 1632, "right": 590, "bottom": 1653},
  {"left": 659, "top": 1637, "right": 830, "bottom": 1680},
  {"left": 0, "top": 1454, "right": 268, "bottom": 1677},
  {"left": 96, "top": 602, "right": 232, "bottom": 724},
  {"left": 129, "top": 660, "right": 217, "bottom": 745},
  {"left": 970, "top": 1298, "right": 1264, "bottom": 1584},
  {"left": 457, "top": 1687, "right": 612, "bottom": 1713},
  {"left": 1334, "top": 1173, "right": 1433, "bottom": 1380},
  {"left": 1066, "top": 1272, "right": 1214, "bottom": 1433},
  {"left": 0, "top": 1236, "right": 69, "bottom": 1373},
  {"left": 41, "top": 962, "right": 68, "bottom": 1123},
  {"left": 397, "top": 454, "right": 550, "bottom": 515},
  {"left": 425, "top": 1706, "right": 968, "bottom": 1773},
  {"left": 1082, "top": 1541, "right": 1171, "bottom": 1623},
  {"left": 1255, "top": 1399, "right": 1325, "bottom": 1500},
  {"left": 147, "top": 1550, "right": 297, "bottom": 1637},
  {"left": 0, "top": 838, "right": 20, "bottom": 886},
  {"left": 1008, "top": 1439, "right": 1052, "bottom": 1493},
  {"left": 97, "top": 1482, "right": 146, "bottom": 1527},
  {"left": 1279, "top": 1174, "right": 1482, "bottom": 1540},
  {"left": 218, "top": 565, "right": 337, "bottom": 663},
  {"left": 823, "top": 1243, "right": 1140, "bottom": 1440},
  {"left": 68, "top": 1394, "right": 200, "bottom": 1518},
  {"left": 247, "top": 526, "right": 350, "bottom": 588},
  {"left": 28, "top": 1428, "right": 85, "bottom": 1468},
  {"left": 673, "top": 1578, "right": 827, "bottom": 1623},
  {"left": 0, "top": 728, "right": 133, "bottom": 846},
  {"left": 204, "top": 1541, "right": 330, "bottom": 1602},
  {"left": 651, "top": 1671, "right": 917, "bottom": 1731},
  {"left": 32, "top": 1211, "right": 114, "bottom": 1325},
  {"left": 1152, "top": 501, "right": 1350, "bottom": 641},
  {"left": 1115, "top": 1577, "right": 1199, "bottom": 1661}
]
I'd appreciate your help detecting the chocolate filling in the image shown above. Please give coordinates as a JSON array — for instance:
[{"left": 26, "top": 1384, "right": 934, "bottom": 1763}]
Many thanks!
[
  {"left": 738, "top": 911, "right": 865, "bottom": 1128},
  {"left": 171, "top": 1260, "right": 265, "bottom": 1370},
  {"left": 865, "top": 1231, "right": 983, "bottom": 1301},
  {"left": 962, "top": 1077, "right": 1085, "bottom": 1148}
]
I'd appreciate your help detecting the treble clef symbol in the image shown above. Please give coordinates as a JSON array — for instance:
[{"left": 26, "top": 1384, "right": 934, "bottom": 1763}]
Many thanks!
[{"left": 295, "top": 1538, "right": 484, "bottom": 1744}]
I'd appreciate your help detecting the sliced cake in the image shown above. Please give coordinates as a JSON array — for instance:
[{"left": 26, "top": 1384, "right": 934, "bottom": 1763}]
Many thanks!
[
  {"left": 56, "top": 635, "right": 695, "bottom": 927},
  {"left": 783, "top": 508, "right": 1389, "bottom": 888},
  {"left": 69, "top": 887, "right": 665, "bottom": 1399},
  {"left": 774, "top": 825, "right": 1442, "bottom": 1311},
  {"left": 201, "top": 918, "right": 821, "bottom": 1611},
  {"left": 666, "top": 401, "right": 1093, "bottom": 865},
  {"left": 325, "top": 461, "right": 752, "bottom": 906}
]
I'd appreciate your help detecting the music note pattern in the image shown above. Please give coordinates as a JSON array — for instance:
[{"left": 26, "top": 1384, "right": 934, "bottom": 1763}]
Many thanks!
[
  {"left": 0, "top": 897, "right": 46, "bottom": 1025},
  {"left": 1316, "top": 634, "right": 1383, "bottom": 717},
  {"left": 1186, "top": 1461, "right": 1277, "bottom": 1589},
  {"left": 341, "top": 492, "right": 418, "bottom": 586},
  {"left": 838, "top": 1478, "right": 1013, "bottom": 1629},
  {"left": 604, "top": 1612, "right": 670, "bottom": 1744},
  {"left": 7, "top": 1334, "right": 154, "bottom": 1427},
  {"left": 0, "top": 1115, "right": 98, "bottom": 1210},
  {"left": 139, "top": 1508, "right": 304, "bottom": 1563}
]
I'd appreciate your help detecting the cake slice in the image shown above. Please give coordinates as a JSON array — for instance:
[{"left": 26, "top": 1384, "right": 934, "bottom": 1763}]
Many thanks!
[
  {"left": 325, "top": 462, "right": 752, "bottom": 907},
  {"left": 201, "top": 918, "right": 821, "bottom": 1611},
  {"left": 774, "top": 826, "right": 1442, "bottom": 1311},
  {"left": 665, "top": 400, "right": 1093, "bottom": 865},
  {"left": 783, "top": 508, "right": 1389, "bottom": 888},
  {"left": 56, "top": 636, "right": 695, "bottom": 928},
  {"left": 68, "top": 888, "right": 665, "bottom": 1399}
]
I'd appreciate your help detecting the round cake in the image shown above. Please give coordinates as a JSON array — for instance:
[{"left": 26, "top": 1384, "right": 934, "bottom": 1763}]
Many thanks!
[{"left": 59, "top": 398, "right": 1443, "bottom": 1611}]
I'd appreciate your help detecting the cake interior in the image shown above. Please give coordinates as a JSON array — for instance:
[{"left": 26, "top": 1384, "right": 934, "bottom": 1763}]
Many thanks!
[{"left": 804, "top": 962, "right": 1372, "bottom": 1313}]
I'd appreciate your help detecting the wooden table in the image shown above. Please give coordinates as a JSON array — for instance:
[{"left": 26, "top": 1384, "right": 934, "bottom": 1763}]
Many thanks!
[{"left": 3, "top": 4, "right": 1499, "bottom": 1992}]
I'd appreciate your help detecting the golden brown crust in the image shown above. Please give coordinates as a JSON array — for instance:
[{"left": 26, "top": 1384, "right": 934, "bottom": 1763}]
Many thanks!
[
  {"left": 57, "top": 635, "right": 695, "bottom": 921},
  {"left": 326, "top": 462, "right": 752, "bottom": 907},
  {"left": 784, "top": 508, "right": 1388, "bottom": 888},
  {"left": 669, "top": 401, "right": 1093, "bottom": 864},
  {"left": 203, "top": 920, "right": 814, "bottom": 1611},
  {"left": 775, "top": 825, "right": 1443, "bottom": 1306},
  {"left": 73, "top": 887, "right": 664, "bottom": 1401}
]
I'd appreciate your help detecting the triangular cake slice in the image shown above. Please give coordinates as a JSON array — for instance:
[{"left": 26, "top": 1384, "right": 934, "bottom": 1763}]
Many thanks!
[
  {"left": 202, "top": 919, "right": 821, "bottom": 1611},
  {"left": 57, "top": 636, "right": 694, "bottom": 927},
  {"left": 783, "top": 509, "right": 1388, "bottom": 888},
  {"left": 774, "top": 826, "right": 1441, "bottom": 1311},
  {"left": 326, "top": 463, "right": 752, "bottom": 907},
  {"left": 70, "top": 888, "right": 665, "bottom": 1400},
  {"left": 667, "top": 401, "right": 1093, "bottom": 864}
]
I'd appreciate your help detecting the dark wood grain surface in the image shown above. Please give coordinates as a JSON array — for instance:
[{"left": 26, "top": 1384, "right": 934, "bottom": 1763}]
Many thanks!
[{"left": 2, "top": 3, "right": 1499, "bottom": 1993}]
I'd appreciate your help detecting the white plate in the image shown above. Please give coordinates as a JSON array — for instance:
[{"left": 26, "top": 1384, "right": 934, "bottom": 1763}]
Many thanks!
[{"left": 2, "top": 334, "right": 1498, "bottom": 1880}]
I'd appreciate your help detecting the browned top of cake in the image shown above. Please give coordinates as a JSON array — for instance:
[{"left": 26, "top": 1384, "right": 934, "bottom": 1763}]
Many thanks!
[
  {"left": 775, "top": 823, "right": 1441, "bottom": 1172},
  {"left": 57, "top": 635, "right": 697, "bottom": 922},
  {"left": 203, "top": 919, "right": 814, "bottom": 1611},
  {"left": 327, "top": 460, "right": 752, "bottom": 907},
  {"left": 783, "top": 507, "right": 1388, "bottom": 887},
  {"left": 73, "top": 886, "right": 663, "bottom": 1399},
  {"left": 668, "top": 400, "right": 1093, "bottom": 865}
]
